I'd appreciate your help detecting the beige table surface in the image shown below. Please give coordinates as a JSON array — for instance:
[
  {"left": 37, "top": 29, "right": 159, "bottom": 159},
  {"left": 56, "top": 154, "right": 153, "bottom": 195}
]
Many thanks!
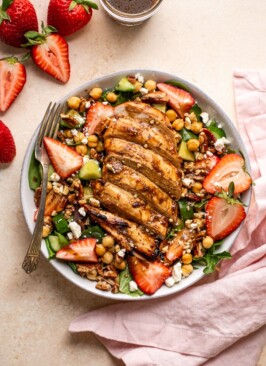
[{"left": 0, "top": 1, "right": 266, "bottom": 365}]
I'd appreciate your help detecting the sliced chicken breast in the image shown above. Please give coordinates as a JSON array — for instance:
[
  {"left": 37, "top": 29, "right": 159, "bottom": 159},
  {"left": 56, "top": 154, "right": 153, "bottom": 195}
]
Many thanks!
[{"left": 91, "top": 180, "right": 169, "bottom": 239}]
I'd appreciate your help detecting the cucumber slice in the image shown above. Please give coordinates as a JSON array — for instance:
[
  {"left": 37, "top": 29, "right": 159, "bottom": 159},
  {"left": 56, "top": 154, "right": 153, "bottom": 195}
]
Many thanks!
[
  {"left": 207, "top": 120, "right": 226, "bottom": 139},
  {"left": 79, "top": 160, "right": 102, "bottom": 180},
  {"left": 59, "top": 109, "right": 85, "bottom": 128},
  {"left": 55, "top": 231, "right": 69, "bottom": 247},
  {"left": 115, "top": 77, "right": 135, "bottom": 92},
  {"left": 178, "top": 140, "right": 195, "bottom": 161},
  {"left": 152, "top": 103, "right": 167, "bottom": 113},
  {"left": 48, "top": 235, "right": 61, "bottom": 252},
  {"left": 83, "top": 186, "right": 93, "bottom": 201}
]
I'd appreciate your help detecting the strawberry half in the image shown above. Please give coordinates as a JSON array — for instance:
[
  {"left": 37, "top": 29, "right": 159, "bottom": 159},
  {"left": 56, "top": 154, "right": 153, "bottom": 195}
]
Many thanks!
[
  {"left": 157, "top": 82, "right": 195, "bottom": 118},
  {"left": 24, "top": 24, "right": 70, "bottom": 83},
  {"left": 128, "top": 256, "right": 171, "bottom": 295},
  {"left": 43, "top": 137, "right": 83, "bottom": 179},
  {"left": 0, "top": 0, "right": 38, "bottom": 48},
  {"left": 203, "top": 153, "right": 252, "bottom": 194},
  {"left": 0, "top": 56, "right": 27, "bottom": 112},
  {"left": 206, "top": 196, "right": 246, "bottom": 241},
  {"left": 0, "top": 120, "right": 16, "bottom": 163},
  {"left": 84, "top": 102, "right": 114, "bottom": 135},
  {"left": 47, "top": 0, "right": 98, "bottom": 37},
  {"left": 56, "top": 238, "right": 98, "bottom": 262}
]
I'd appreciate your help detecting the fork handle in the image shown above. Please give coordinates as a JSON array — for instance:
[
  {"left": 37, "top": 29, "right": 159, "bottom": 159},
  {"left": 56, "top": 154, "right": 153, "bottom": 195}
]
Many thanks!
[{"left": 22, "top": 163, "right": 49, "bottom": 274}]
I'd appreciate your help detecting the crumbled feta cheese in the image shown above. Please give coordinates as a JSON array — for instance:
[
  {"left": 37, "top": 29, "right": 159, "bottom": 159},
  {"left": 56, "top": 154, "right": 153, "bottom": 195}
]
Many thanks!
[
  {"left": 140, "top": 87, "right": 148, "bottom": 95},
  {"left": 217, "top": 123, "right": 223, "bottom": 129},
  {"left": 67, "top": 232, "right": 73, "bottom": 240},
  {"left": 165, "top": 276, "right": 176, "bottom": 288},
  {"left": 200, "top": 112, "right": 209, "bottom": 124},
  {"left": 68, "top": 221, "right": 82, "bottom": 239},
  {"left": 78, "top": 207, "right": 86, "bottom": 217},
  {"left": 65, "top": 138, "right": 74, "bottom": 145},
  {"left": 129, "top": 280, "right": 139, "bottom": 292},
  {"left": 88, "top": 197, "right": 101, "bottom": 207},
  {"left": 206, "top": 150, "right": 213, "bottom": 157},
  {"left": 182, "top": 178, "right": 194, "bottom": 187},
  {"left": 102, "top": 101, "right": 109, "bottom": 105},
  {"left": 71, "top": 129, "right": 78, "bottom": 136},
  {"left": 81, "top": 137, "right": 88, "bottom": 145},
  {"left": 83, "top": 155, "right": 90, "bottom": 163},
  {"left": 51, "top": 210, "right": 57, "bottom": 217},
  {"left": 135, "top": 73, "right": 144, "bottom": 83},
  {"left": 117, "top": 249, "right": 126, "bottom": 258},
  {"left": 85, "top": 101, "right": 91, "bottom": 109},
  {"left": 190, "top": 223, "right": 198, "bottom": 229},
  {"left": 50, "top": 172, "right": 60, "bottom": 182},
  {"left": 185, "top": 116, "right": 191, "bottom": 123},
  {"left": 172, "top": 262, "right": 183, "bottom": 283},
  {"left": 214, "top": 137, "right": 230, "bottom": 152}
]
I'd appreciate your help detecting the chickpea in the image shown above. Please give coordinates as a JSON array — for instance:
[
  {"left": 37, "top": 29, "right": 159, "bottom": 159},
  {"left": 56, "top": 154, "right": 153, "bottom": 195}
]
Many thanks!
[
  {"left": 172, "top": 119, "right": 184, "bottom": 131},
  {"left": 187, "top": 138, "right": 200, "bottom": 152},
  {"left": 182, "top": 264, "right": 193, "bottom": 277},
  {"left": 190, "top": 121, "right": 203, "bottom": 134},
  {"left": 88, "top": 135, "right": 98, "bottom": 143},
  {"left": 102, "top": 251, "right": 114, "bottom": 264},
  {"left": 96, "top": 141, "right": 104, "bottom": 152},
  {"left": 89, "top": 87, "right": 102, "bottom": 100},
  {"left": 182, "top": 253, "right": 193, "bottom": 265},
  {"left": 67, "top": 96, "right": 81, "bottom": 110},
  {"left": 106, "top": 92, "right": 118, "bottom": 103},
  {"left": 64, "top": 129, "right": 72, "bottom": 138},
  {"left": 192, "top": 182, "right": 203, "bottom": 193},
  {"left": 42, "top": 226, "right": 51, "bottom": 238},
  {"left": 95, "top": 244, "right": 107, "bottom": 257},
  {"left": 114, "top": 260, "right": 127, "bottom": 270},
  {"left": 73, "top": 132, "right": 85, "bottom": 143},
  {"left": 75, "top": 144, "right": 88, "bottom": 156},
  {"left": 47, "top": 181, "right": 53, "bottom": 191},
  {"left": 102, "top": 235, "right": 115, "bottom": 248},
  {"left": 144, "top": 79, "right": 156, "bottom": 92},
  {"left": 134, "top": 81, "right": 143, "bottom": 93},
  {"left": 202, "top": 236, "right": 214, "bottom": 249},
  {"left": 166, "top": 109, "right": 178, "bottom": 122}
]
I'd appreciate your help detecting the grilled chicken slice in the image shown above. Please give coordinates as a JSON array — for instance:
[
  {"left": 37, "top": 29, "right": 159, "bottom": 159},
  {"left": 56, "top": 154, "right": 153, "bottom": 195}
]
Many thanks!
[
  {"left": 102, "top": 158, "right": 178, "bottom": 222},
  {"left": 104, "top": 116, "right": 180, "bottom": 168},
  {"left": 84, "top": 205, "right": 158, "bottom": 257},
  {"left": 114, "top": 101, "right": 175, "bottom": 139},
  {"left": 104, "top": 138, "right": 182, "bottom": 200},
  {"left": 91, "top": 180, "right": 168, "bottom": 238}
]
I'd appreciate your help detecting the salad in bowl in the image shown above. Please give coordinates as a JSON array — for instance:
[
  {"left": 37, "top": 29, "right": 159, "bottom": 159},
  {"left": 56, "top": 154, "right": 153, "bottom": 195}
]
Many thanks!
[{"left": 21, "top": 70, "right": 252, "bottom": 299}]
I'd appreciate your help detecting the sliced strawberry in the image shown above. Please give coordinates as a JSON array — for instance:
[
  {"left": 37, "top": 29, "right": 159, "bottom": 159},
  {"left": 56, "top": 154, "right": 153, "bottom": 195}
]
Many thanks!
[
  {"left": 195, "top": 154, "right": 220, "bottom": 172},
  {"left": 157, "top": 82, "right": 195, "bottom": 118},
  {"left": 164, "top": 229, "right": 190, "bottom": 263},
  {"left": 206, "top": 196, "right": 246, "bottom": 241},
  {"left": 203, "top": 153, "right": 252, "bottom": 194},
  {"left": 0, "top": 120, "right": 16, "bottom": 163},
  {"left": 56, "top": 238, "right": 98, "bottom": 262},
  {"left": 127, "top": 256, "right": 171, "bottom": 295},
  {"left": 44, "top": 137, "right": 83, "bottom": 179},
  {"left": 84, "top": 102, "right": 114, "bottom": 135},
  {"left": 24, "top": 25, "right": 70, "bottom": 83},
  {"left": 0, "top": 56, "right": 26, "bottom": 112}
]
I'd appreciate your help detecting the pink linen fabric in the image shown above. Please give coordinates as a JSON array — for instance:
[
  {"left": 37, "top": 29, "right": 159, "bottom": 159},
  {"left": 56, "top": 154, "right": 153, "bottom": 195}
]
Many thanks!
[{"left": 69, "top": 70, "right": 266, "bottom": 366}]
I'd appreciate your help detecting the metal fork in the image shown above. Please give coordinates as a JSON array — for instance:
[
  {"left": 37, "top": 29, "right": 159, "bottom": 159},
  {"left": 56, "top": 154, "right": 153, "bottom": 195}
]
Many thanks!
[{"left": 22, "top": 102, "right": 62, "bottom": 274}]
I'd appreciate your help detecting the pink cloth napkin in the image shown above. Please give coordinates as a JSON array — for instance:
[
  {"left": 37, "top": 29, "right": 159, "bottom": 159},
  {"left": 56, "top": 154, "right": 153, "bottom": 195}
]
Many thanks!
[{"left": 69, "top": 70, "right": 266, "bottom": 366}]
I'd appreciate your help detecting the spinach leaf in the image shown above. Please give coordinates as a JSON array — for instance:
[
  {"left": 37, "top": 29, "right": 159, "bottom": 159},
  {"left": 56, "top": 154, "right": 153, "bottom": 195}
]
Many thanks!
[
  {"left": 119, "top": 266, "right": 143, "bottom": 297},
  {"left": 190, "top": 103, "right": 202, "bottom": 121}
]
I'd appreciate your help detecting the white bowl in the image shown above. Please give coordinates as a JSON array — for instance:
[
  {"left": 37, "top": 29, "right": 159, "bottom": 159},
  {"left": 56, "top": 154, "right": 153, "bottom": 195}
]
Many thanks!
[{"left": 20, "top": 69, "right": 252, "bottom": 301}]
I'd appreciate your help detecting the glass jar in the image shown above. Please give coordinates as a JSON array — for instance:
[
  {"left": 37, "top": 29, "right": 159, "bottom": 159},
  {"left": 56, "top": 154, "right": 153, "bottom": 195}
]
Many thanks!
[{"left": 99, "top": 0, "right": 164, "bottom": 26}]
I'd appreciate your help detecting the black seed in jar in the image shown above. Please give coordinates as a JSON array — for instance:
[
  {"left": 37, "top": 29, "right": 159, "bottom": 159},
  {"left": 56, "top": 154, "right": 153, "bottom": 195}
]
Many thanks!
[{"left": 106, "top": 0, "right": 159, "bottom": 14}]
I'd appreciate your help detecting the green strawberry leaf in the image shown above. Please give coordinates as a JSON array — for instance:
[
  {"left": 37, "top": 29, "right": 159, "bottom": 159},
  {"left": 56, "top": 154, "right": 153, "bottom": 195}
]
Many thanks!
[
  {"left": 2, "top": 0, "right": 14, "bottom": 12},
  {"left": 69, "top": 1, "right": 77, "bottom": 11},
  {"left": 0, "top": 8, "right": 10, "bottom": 24}
]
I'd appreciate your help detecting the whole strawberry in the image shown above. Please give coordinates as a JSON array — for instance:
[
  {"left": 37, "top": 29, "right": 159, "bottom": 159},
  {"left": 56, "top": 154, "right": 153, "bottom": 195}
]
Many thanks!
[
  {"left": 47, "top": 0, "right": 98, "bottom": 37},
  {"left": 0, "top": 0, "right": 38, "bottom": 48},
  {"left": 0, "top": 120, "right": 16, "bottom": 164}
]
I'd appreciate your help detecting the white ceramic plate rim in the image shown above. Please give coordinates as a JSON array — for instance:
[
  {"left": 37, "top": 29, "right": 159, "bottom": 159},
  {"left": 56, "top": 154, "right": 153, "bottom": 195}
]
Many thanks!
[{"left": 20, "top": 69, "right": 252, "bottom": 301}]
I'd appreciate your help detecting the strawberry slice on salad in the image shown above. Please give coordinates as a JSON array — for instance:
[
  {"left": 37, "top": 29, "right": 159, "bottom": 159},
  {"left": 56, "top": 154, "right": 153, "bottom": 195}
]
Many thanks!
[
  {"left": 43, "top": 137, "right": 83, "bottom": 179},
  {"left": 56, "top": 238, "right": 98, "bottom": 262},
  {"left": 0, "top": 56, "right": 27, "bottom": 112},
  {"left": 23, "top": 24, "right": 70, "bottom": 83},
  {"left": 85, "top": 102, "right": 114, "bottom": 135},
  {"left": 157, "top": 82, "right": 195, "bottom": 118},
  {"left": 206, "top": 196, "right": 246, "bottom": 241},
  {"left": 195, "top": 154, "right": 220, "bottom": 172},
  {"left": 128, "top": 256, "right": 171, "bottom": 295},
  {"left": 203, "top": 153, "right": 252, "bottom": 194}
]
